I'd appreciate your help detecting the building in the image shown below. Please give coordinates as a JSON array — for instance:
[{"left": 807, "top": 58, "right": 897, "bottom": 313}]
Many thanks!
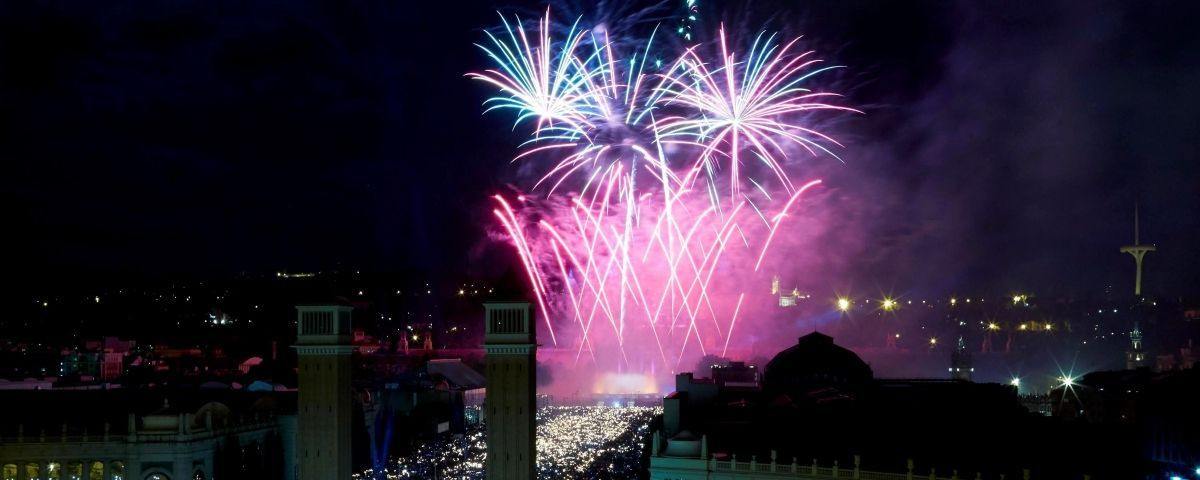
[
  {"left": 59, "top": 351, "right": 101, "bottom": 378},
  {"left": 711, "top": 362, "right": 759, "bottom": 389},
  {"left": 294, "top": 304, "right": 354, "bottom": 480},
  {"left": 426, "top": 358, "right": 487, "bottom": 427},
  {"left": 483, "top": 301, "right": 536, "bottom": 480},
  {"left": 651, "top": 331, "right": 1136, "bottom": 479},
  {"left": 1127, "top": 322, "right": 1147, "bottom": 369},
  {"left": 0, "top": 390, "right": 295, "bottom": 480},
  {"left": 1050, "top": 367, "right": 1199, "bottom": 475}
]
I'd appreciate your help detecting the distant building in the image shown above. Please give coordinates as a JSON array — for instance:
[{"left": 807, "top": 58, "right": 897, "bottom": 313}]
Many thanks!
[
  {"left": 1127, "top": 322, "right": 1147, "bottom": 369},
  {"left": 772, "top": 275, "right": 810, "bottom": 307},
  {"left": 1154, "top": 339, "right": 1196, "bottom": 371},
  {"left": 59, "top": 352, "right": 101, "bottom": 379},
  {"left": 949, "top": 336, "right": 973, "bottom": 381}
]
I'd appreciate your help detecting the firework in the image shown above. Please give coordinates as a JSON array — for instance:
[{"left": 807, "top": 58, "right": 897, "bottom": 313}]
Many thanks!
[{"left": 471, "top": 7, "right": 854, "bottom": 375}]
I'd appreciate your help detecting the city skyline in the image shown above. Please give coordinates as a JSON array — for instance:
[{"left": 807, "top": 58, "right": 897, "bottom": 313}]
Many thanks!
[{"left": 1, "top": 1, "right": 1199, "bottom": 479}]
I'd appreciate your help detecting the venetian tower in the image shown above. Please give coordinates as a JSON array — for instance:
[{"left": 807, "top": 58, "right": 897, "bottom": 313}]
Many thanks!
[
  {"left": 484, "top": 301, "right": 537, "bottom": 480},
  {"left": 295, "top": 304, "right": 354, "bottom": 480}
]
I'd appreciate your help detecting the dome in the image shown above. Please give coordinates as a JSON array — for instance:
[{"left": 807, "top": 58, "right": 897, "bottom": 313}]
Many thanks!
[
  {"left": 192, "top": 402, "right": 231, "bottom": 429},
  {"left": 763, "top": 332, "right": 872, "bottom": 398}
]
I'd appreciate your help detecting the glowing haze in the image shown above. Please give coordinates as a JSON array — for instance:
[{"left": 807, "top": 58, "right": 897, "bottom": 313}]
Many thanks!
[{"left": 469, "top": 7, "right": 857, "bottom": 393}]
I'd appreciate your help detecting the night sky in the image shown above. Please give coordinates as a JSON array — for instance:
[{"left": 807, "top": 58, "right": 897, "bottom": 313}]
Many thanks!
[{"left": 3, "top": 0, "right": 1198, "bottom": 298}]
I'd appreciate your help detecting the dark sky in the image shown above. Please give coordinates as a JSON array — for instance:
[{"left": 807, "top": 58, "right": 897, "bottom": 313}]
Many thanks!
[{"left": 2, "top": 0, "right": 1198, "bottom": 297}]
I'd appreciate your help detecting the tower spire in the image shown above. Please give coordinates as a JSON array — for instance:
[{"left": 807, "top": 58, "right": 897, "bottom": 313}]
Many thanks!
[{"left": 1134, "top": 202, "right": 1140, "bottom": 245}]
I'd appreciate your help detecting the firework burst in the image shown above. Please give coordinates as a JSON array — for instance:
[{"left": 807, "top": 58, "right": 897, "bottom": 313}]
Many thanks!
[{"left": 470, "top": 7, "right": 855, "bottom": 377}]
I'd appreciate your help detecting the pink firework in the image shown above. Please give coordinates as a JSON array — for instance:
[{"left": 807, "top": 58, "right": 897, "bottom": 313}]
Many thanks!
[{"left": 471, "top": 10, "right": 855, "bottom": 378}]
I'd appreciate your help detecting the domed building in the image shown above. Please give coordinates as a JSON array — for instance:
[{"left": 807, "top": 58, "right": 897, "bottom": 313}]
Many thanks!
[
  {"left": 650, "top": 330, "right": 1118, "bottom": 479},
  {"left": 762, "top": 332, "right": 872, "bottom": 403}
]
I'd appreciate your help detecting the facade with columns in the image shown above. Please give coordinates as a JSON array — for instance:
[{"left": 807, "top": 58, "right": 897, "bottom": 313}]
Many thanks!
[{"left": 0, "top": 406, "right": 293, "bottom": 480}]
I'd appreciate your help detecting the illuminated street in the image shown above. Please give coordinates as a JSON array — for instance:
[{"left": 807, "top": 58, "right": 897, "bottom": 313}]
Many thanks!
[{"left": 354, "top": 406, "right": 660, "bottom": 479}]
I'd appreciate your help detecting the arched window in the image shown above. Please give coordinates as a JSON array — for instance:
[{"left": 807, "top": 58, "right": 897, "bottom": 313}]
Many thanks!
[
  {"left": 145, "top": 474, "right": 170, "bottom": 480},
  {"left": 192, "top": 470, "right": 206, "bottom": 480},
  {"left": 65, "top": 462, "right": 82, "bottom": 480},
  {"left": 2, "top": 464, "right": 17, "bottom": 480},
  {"left": 110, "top": 461, "right": 126, "bottom": 480},
  {"left": 47, "top": 462, "right": 62, "bottom": 479},
  {"left": 89, "top": 461, "right": 104, "bottom": 480},
  {"left": 24, "top": 464, "right": 39, "bottom": 480}
]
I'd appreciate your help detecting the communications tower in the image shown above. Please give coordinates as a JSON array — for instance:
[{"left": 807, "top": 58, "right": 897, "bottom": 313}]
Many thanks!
[{"left": 1119, "top": 203, "right": 1155, "bottom": 296}]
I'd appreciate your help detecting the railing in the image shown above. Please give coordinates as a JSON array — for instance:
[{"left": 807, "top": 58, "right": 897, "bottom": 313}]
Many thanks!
[
  {"left": 0, "top": 415, "right": 277, "bottom": 445},
  {"left": 707, "top": 458, "right": 954, "bottom": 480}
]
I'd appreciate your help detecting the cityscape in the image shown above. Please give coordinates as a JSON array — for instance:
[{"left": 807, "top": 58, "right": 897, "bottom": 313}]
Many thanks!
[{"left": 2, "top": 1, "right": 1199, "bottom": 480}]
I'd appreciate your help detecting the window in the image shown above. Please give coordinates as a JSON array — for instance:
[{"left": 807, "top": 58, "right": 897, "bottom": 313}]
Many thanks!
[
  {"left": 47, "top": 462, "right": 61, "bottom": 480},
  {"left": 145, "top": 474, "right": 170, "bottom": 480},
  {"left": 24, "top": 464, "right": 39, "bottom": 480},
  {"left": 2, "top": 464, "right": 17, "bottom": 480},
  {"left": 111, "top": 461, "right": 126, "bottom": 480},
  {"left": 65, "top": 462, "right": 82, "bottom": 480},
  {"left": 90, "top": 461, "right": 104, "bottom": 480},
  {"left": 193, "top": 471, "right": 206, "bottom": 480}
]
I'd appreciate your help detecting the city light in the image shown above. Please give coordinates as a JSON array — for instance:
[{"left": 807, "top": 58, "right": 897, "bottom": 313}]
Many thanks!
[
  {"left": 881, "top": 298, "right": 897, "bottom": 311},
  {"left": 987, "top": 322, "right": 1000, "bottom": 331},
  {"left": 1012, "top": 295, "right": 1021, "bottom": 304},
  {"left": 837, "top": 298, "right": 851, "bottom": 312},
  {"left": 949, "top": 298, "right": 957, "bottom": 306},
  {"left": 1059, "top": 376, "right": 1076, "bottom": 388},
  {"left": 1010, "top": 377, "right": 1020, "bottom": 387},
  {"left": 929, "top": 337, "right": 938, "bottom": 346}
]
